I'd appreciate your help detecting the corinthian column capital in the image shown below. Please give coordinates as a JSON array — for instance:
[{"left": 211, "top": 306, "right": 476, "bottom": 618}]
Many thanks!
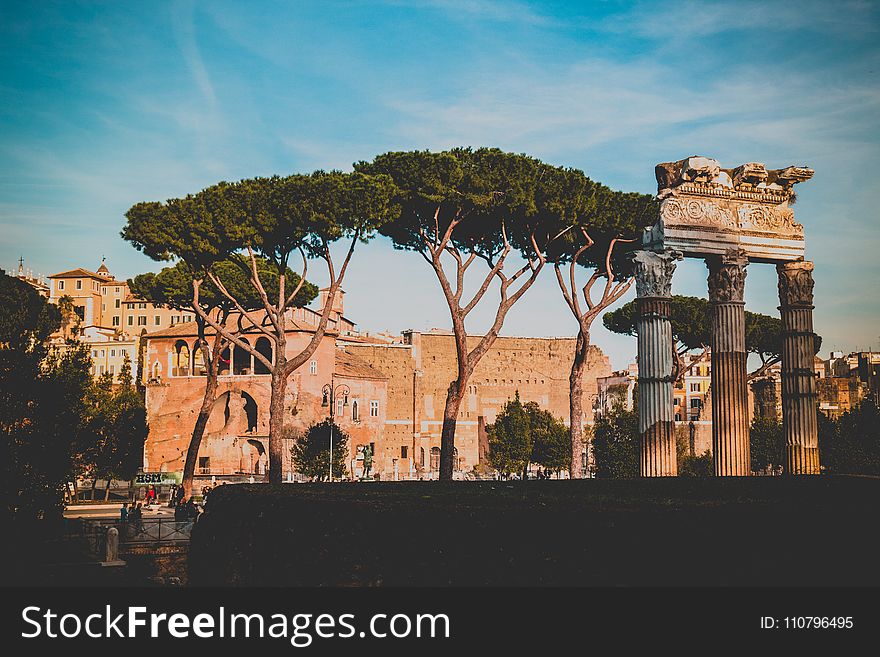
[
  {"left": 707, "top": 248, "right": 748, "bottom": 303},
  {"left": 777, "top": 260, "right": 815, "bottom": 308},
  {"left": 632, "top": 249, "right": 683, "bottom": 299}
]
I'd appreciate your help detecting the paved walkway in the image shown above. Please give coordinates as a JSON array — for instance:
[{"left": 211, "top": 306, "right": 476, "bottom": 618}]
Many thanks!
[{"left": 64, "top": 503, "right": 175, "bottom": 520}]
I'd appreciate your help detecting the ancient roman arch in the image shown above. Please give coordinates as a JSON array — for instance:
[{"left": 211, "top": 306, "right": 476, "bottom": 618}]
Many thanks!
[{"left": 634, "top": 156, "right": 817, "bottom": 477}]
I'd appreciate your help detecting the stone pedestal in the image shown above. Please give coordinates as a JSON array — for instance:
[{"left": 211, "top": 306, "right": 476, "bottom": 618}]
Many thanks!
[
  {"left": 707, "top": 249, "right": 750, "bottom": 476},
  {"left": 633, "top": 249, "right": 682, "bottom": 477},
  {"left": 777, "top": 261, "right": 820, "bottom": 474}
]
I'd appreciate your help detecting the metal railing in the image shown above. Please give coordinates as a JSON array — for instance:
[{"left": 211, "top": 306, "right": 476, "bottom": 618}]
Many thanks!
[{"left": 64, "top": 517, "right": 194, "bottom": 556}]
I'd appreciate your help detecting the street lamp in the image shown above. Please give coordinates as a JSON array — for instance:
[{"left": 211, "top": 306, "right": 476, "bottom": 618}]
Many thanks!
[{"left": 321, "top": 380, "right": 350, "bottom": 481}]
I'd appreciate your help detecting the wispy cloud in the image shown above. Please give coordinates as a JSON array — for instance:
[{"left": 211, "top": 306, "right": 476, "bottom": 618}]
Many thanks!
[
  {"left": 600, "top": 0, "right": 878, "bottom": 38},
  {"left": 169, "top": 0, "right": 217, "bottom": 108}
]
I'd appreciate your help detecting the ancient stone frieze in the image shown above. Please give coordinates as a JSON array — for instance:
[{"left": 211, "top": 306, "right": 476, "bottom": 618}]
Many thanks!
[
  {"left": 737, "top": 203, "right": 802, "bottom": 235},
  {"left": 707, "top": 250, "right": 748, "bottom": 303},
  {"left": 661, "top": 197, "right": 737, "bottom": 229},
  {"left": 777, "top": 261, "right": 815, "bottom": 307},
  {"left": 632, "top": 249, "right": 683, "bottom": 298},
  {"left": 660, "top": 196, "right": 803, "bottom": 237}
]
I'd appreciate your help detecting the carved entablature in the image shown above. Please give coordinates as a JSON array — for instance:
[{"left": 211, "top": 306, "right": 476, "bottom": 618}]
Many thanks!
[
  {"left": 777, "top": 260, "right": 815, "bottom": 307},
  {"left": 646, "top": 156, "right": 813, "bottom": 264},
  {"left": 632, "top": 249, "right": 683, "bottom": 299}
]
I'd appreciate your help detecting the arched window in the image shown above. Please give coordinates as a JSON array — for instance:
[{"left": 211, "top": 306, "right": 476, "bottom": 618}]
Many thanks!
[
  {"left": 453, "top": 447, "right": 461, "bottom": 472},
  {"left": 192, "top": 343, "right": 208, "bottom": 376},
  {"left": 419, "top": 447, "right": 425, "bottom": 468},
  {"left": 242, "top": 392, "right": 258, "bottom": 433},
  {"left": 351, "top": 400, "right": 359, "bottom": 422},
  {"left": 218, "top": 345, "right": 231, "bottom": 375},
  {"left": 233, "top": 338, "right": 251, "bottom": 375},
  {"left": 173, "top": 340, "right": 190, "bottom": 377},
  {"left": 254, "top": 337, "right": 272, "bottom": 375},
  {"left": 430, "top": 447, "right": 440, "bottom": 471}
]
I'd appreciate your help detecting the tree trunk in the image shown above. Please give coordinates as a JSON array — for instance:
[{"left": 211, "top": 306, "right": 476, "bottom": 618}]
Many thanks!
[
  {"left": 72, "top": 479, "right": 79, "bottom": 503},
  {"left": 569, "top": 329, "right": 589, "bottom": 479},
  {"left": 104, "top": 479, "right": 112, "bottom": 501},
  {"left": 268, "top": 361, "right": 288, "bottom": 484},
  {"left": 439, "top": 379, "right": 467, "bottom": 480},
  {"left": 90, "top": 478, "right": 97, "bottom": 501},
  {"left": 182, "top": 373, "right": 219, "bottom": 499}
]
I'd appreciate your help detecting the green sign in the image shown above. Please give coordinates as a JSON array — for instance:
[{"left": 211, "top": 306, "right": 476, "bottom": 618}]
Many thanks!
[{"left": 133, "top": 472, "right": 182, "bottom": 486}]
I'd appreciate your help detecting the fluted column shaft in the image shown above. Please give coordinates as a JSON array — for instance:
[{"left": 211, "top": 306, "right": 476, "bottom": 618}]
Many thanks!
[
  {"left": 707, "top": 250, "right": 750, "bottom": 476},
  {"left": 633, "top": 249, "right": 682, "bottom": 477},
  {"left": 777, "top": 261, "right": 820, "bottom": 474}
]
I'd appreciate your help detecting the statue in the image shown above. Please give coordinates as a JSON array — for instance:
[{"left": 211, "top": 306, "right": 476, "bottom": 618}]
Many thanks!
[
  {"left": 362, "top": 445, "right": 373, "bottom": 478},
  {"left": 101, "top": 526, "right": 125, "bottom": 566}
]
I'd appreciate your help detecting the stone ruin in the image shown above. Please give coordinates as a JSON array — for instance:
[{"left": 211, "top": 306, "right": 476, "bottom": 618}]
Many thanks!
[{"left": 634, "top": 156, "right": 818, "bottom": 476}]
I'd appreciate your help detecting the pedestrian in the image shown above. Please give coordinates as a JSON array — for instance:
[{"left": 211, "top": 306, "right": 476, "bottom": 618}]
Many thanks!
[{"left": 120, "top": 503, "right": 128, "bottom": 524}]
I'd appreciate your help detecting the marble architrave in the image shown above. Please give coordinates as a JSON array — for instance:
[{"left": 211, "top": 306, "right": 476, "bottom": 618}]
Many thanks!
[{"left": 644, "top": 157, "right": 813, "bottom": 263}]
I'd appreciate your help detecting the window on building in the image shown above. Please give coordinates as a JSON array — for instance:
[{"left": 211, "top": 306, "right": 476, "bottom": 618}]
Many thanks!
[
  {"left": 137, "top": 316, "right": 146, "bottom": 326},
  {"left": 115, "top": 299, "right": 120, "bottom": 309},
  {"left": 109, "top": 365, "right": 115, "bottom": 375},
  {"left": 370, "top": 400, "right": 379, "bottom": 417},
  {"left": 675, "top": 413, "right": 682, "bottom": 422},
  {"left": 690, "top": 398, "right": 701, "bottom": 408},
  {"left": 102, "top": 304, "right": 105, "bottom": 311},
  {"left": 690, "top": 383, "right": 700, "bottom": 392},
  {"left": 351, "top": 400, "right": 359, "bottom": 422},
  {"left": 99, "top": 349, "right": 105, "bottom": 358},
  {"left": 112, "top": 316, "right": 120, "bottom": 326},
  {"left": 98, "top": 365, "right": 104, "bottom": 375},
  {"left": 309, "top": 360, "right": 317, "bottom": 375},
  {"left": 336, "top": 397, "right": 344, "bottom": 417},
  {"left": 430, "top": 447, "right": 441, "bottom": 471},
  {"left": 674, "top": 398, "right": 680, "bottom": 406},
  {"left": 154, "top": 315, "right": 161, "bottom": 326},
  {"left": 115, "top": 287, "right": 120, "bottom": 293},
  {"left": 75, "top": 280, "right": 82, "bottom": 290},
  {"left": 254, "top": 337, "right": 272, "bottom": 374},
  {"left": 174, "top": 340, "right": 190, "bottom": 377},
  {"left": 401, "top": 446, "right": 408, "bottom": 459},
  {"left": 127, "top": 316, "right": 133, "bottom": 326},
  {"left": 110, "top": 349, "right": 116, "bottom": 357},
  {"left": 198, "top": 457, "right": 210, "bottom": 474},
  {"left": 57, "top": 280, "right": 64, "bottom": 290}
]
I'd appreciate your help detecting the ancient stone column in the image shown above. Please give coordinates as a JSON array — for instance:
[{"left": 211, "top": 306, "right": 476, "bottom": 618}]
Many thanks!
[
  {"left": 633, "top": 249, "right": 682, "bottom": 477},
  {"left": 707, "top": 249, "right": 750, "bottom": 476},
  {"left": 777, "top": 260, "right": 820, "bottom": 474}
]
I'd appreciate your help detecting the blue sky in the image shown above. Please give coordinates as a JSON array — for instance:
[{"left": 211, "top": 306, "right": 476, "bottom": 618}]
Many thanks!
[{"left": 2, "top": 0, "right": 878, "bottom": 369}]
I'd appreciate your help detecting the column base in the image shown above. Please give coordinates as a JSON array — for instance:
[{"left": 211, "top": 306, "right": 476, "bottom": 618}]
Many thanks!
[
  {"left": 640, "top": 421, "right": 677, "bottom": 477},
  {"left": 784, "top": 446, "right": 821, "bottom": 475}
]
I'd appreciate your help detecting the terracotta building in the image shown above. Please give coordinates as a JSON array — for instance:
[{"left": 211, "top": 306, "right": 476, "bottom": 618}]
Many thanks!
[
  {"left": 45, "top": 260, "right": 193, "bottom": 380},
  {"left": 141, "top": 304, "right": 614, "bottom": 482}
]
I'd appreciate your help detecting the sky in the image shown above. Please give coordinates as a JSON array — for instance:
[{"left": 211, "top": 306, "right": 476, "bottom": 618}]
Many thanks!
[{"left": 2, "top": 0, "right": 878, "bottom": 369}]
